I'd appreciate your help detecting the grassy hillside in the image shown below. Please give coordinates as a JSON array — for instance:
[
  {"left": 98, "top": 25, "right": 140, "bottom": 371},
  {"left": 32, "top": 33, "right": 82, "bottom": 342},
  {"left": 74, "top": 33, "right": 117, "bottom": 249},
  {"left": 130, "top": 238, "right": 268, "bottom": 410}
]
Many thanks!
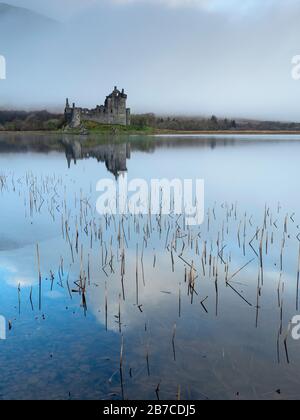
[{"left": 81, "top": 120, "right": 159, "bottom": 135}]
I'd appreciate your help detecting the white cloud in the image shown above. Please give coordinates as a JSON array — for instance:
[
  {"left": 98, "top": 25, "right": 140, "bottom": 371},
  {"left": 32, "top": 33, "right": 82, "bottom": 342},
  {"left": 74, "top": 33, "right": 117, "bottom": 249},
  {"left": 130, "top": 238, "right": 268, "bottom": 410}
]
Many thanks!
[
  {"left": 112, "top": 0, "right": 276, "bottom": 14},
  {"left": 4, "top": 0, "right": 290, "bottom": 19},
  {"left": 7, "top": 276, "right": 36, "bottom": 288}
]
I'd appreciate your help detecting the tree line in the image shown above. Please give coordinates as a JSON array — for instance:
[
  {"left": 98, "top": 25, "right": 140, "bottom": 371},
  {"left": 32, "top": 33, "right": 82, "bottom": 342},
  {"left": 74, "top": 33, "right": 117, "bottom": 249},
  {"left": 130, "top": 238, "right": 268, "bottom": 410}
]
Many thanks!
[
  {"left": 131, "top": 113, "right": 300, "bottom": 131},
  {"left": 0, "top": 110, "right": 64, "bottom": 131}
]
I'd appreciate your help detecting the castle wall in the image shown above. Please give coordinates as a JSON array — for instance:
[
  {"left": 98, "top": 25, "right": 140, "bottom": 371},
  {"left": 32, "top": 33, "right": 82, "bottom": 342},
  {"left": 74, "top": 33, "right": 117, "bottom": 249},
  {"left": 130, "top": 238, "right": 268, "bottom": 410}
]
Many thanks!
[
  {"left": 81, "top": 103, "right": 128, "bottom": 126},
  {"left": 65, "top": 87, "right": 131, "bottom": 127},
  {"left": 126, "top": 108, "right": 131, "bottom": 126},
  {"left": 81, "top": 112, "right": 108, "bottom": 125},
  {"left": 69, "top": 108, "right": 81, "bottom": 128}
]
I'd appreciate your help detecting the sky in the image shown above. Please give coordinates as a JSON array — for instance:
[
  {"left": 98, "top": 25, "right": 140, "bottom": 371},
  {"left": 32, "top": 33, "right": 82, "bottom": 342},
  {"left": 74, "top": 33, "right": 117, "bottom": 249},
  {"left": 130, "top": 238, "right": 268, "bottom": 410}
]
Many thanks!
[
  {"left": 0, "top": 0, "right": 300, "bottom": 121},
  {"left": 2, "top": 0, "right": 281, "bottom": 19}
]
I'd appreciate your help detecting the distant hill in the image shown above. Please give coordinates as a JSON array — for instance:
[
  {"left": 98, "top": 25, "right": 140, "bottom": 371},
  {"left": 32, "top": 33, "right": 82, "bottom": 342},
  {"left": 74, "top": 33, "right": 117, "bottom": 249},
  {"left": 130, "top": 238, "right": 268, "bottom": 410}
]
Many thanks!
[
  {"left": 0, "top": 2, "right": 56, "bottom": 22},
  {"left": 0, "top": 2, "right": 58, "bottom": 37}
]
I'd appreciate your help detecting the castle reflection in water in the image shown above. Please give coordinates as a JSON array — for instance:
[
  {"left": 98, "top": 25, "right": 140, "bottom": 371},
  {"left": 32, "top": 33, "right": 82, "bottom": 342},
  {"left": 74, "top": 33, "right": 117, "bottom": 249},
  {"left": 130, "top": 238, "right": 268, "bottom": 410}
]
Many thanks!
[{"left": 64, "top": 140, "right": 131, "bottom": 178}]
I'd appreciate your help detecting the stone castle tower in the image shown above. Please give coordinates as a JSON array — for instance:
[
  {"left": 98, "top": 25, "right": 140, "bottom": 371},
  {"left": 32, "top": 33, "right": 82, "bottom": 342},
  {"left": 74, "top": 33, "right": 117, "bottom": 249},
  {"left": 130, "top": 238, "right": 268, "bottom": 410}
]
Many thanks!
[{"left": 65, "top": 86, "right": 131, "bottom": 128}]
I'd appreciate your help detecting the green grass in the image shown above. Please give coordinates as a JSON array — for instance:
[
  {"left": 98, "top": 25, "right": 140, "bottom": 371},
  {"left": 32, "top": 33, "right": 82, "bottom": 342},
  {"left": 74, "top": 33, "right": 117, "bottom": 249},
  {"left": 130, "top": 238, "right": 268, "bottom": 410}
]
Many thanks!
[{"left": 82, "top": 120, "right": 158, "bottom": 134}]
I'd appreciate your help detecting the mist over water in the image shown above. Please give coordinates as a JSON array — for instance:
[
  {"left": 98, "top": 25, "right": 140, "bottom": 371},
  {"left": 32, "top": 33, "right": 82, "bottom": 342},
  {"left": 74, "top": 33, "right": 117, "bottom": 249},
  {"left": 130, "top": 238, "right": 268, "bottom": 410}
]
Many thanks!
[{"left": 0, "top": 0, "right": 300, "bottom": 120}]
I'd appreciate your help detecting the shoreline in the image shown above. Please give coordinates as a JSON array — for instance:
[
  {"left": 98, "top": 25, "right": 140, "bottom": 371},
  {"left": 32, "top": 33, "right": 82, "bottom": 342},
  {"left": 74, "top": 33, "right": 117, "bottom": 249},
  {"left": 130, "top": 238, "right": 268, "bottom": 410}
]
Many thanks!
[
  {"left": 1, "top": 129, "right": 300, "bottom": 136},
  {"left": 152, "top": 130, "right": 300, "bottom": 135}
]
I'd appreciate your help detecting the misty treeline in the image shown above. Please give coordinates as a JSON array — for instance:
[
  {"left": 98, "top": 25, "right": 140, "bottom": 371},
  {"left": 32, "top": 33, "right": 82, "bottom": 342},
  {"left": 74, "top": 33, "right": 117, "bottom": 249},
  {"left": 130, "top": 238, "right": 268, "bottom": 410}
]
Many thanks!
[
  {"left": 0, "top": 111, "right": 64, "bottom": 131},
  {"left": 1, "top": 110, "right": 300, "bottom": 132},
  {"left": 131, "top": 114, "right": 237, "bottom": 131},
  {"left": 131, "top": 113, "right": 300, "bottom": 132}
]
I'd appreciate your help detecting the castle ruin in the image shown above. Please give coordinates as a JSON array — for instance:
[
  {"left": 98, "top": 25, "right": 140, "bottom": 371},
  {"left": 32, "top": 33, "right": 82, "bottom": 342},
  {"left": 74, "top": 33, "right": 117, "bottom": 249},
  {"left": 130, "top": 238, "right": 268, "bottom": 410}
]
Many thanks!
[{"left": 65, "top": 86, "right": 131, "bottom": 128}]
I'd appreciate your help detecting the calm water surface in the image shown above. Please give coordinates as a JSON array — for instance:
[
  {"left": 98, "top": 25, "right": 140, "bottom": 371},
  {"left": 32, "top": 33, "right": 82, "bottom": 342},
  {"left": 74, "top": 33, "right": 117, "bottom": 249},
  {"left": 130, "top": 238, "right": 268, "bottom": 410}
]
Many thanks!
[{"left": 0, "top": 133, "right": 300, "bottom": 400}]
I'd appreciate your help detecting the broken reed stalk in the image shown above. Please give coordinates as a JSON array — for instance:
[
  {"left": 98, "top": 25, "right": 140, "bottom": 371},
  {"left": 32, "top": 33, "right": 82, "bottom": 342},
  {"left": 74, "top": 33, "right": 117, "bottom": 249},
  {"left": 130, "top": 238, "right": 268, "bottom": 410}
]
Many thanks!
[
  {"left": 141, "top": 251, "right": 145, "bottom": 287},
  {"left": 105, "top": 281, "right": 108, "bottom": 331},
  {"left": 227, "top": 259, "right": 255, "bottom": 282},
  {"left": 259, "top": 230, "right": 264, "bottom": 285},
  {"left": 277, "top": 328, "right": 280, "bottom": 364},
  {"left": 284, "top": 323, "right": 290, "bottom": 364},
  {"left": 172, "top": 323, "right": 177, "bottom": 361},
  {"left": 155, "top": 383, "right": 161, "bottom": 401},
  {"left": 66, "top": 268, "right": 72, "bottom": 300},
  {"left": 280, "top": 236, "right": 285, "bottom": 272},
  {"left": 18, "top": 283, "right": 21, "bottom": 315},
  {"left": 280, "top": 295, "right": 284, "bottom": 336},
  {"left": 87, "top": 253, "right": 90, "bottom": 286},
  {"left": 118, "top": 293, "right": 122, "bottom": 333},
  {"left": 215, "top": 274, "right": 219, "bottom": 317},
  {"left": 226, "top": 282, "right": 253, "bottom": 307},
  {"left": 29, "top": 286, "right": 34, "bottom": 311},
  {"left": 136, "top": 244, "right": 139, "bottom": 306},
  {"left": 255, "top": 269, "right": 261, "bottom": 329},
  {"left": 121, "top": 248, "right": 126, "bottom": 301},
  {"left": 146, "top": 345, "right": 150, "bottom": 377},
  {"left": 120, "top": 335, "right": 124, "bottom": 400},
  {"left": 277, "top": 273, "right": 282, "bottom": 308},
  {"left": 178, "top": 283, "right": 181, "bottom": 318},
  {"left": 201, "top": 296, "right": 208, "bottom": 314},
  {"left": 171, "top": 247, "right": 175, "bottom": 273}
]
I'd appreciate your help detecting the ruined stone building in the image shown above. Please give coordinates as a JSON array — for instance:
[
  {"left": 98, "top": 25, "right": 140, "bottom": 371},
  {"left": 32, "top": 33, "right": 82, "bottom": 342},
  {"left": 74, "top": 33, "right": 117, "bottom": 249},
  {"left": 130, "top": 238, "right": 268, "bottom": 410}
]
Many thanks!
[{"left": 65, "top": 86, "right": 131, "bottom": 128}]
